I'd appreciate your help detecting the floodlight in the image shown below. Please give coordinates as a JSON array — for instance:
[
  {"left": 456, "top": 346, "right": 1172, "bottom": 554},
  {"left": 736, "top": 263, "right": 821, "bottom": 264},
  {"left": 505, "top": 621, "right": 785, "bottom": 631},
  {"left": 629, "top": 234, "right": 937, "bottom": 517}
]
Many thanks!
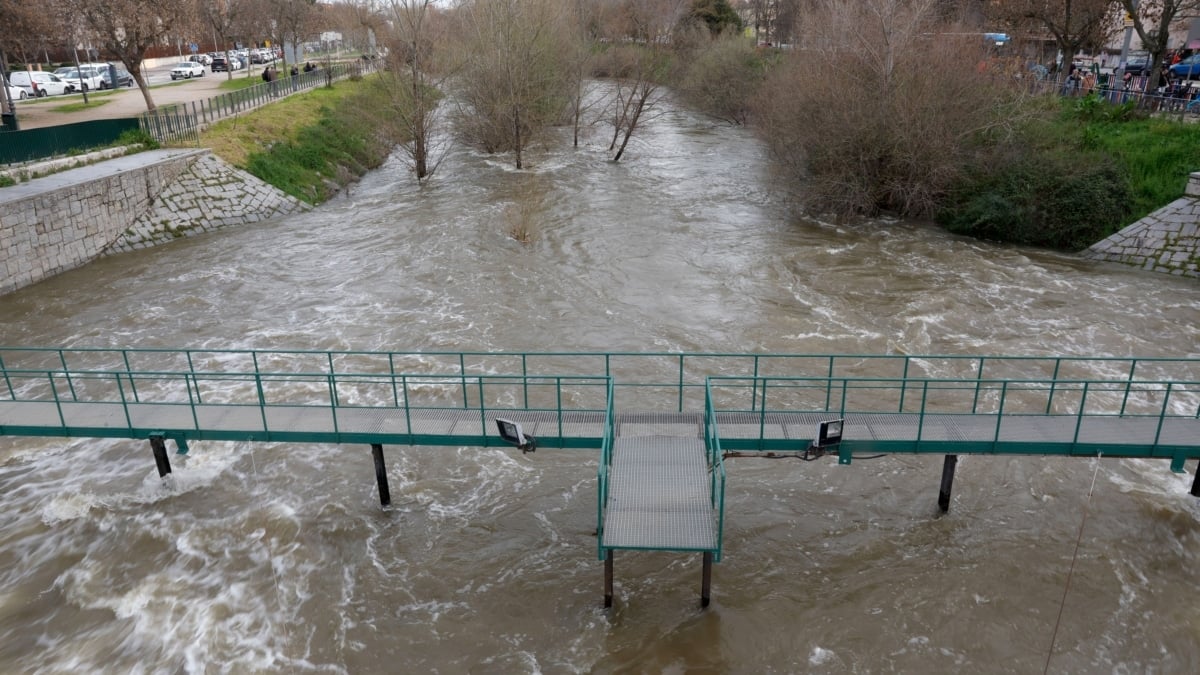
[
  {"left": 815, "top": 419, "right": 844, "bottom": 448},
  {"left": 496, "top": 418, "right": 537, "bottom": 453}
]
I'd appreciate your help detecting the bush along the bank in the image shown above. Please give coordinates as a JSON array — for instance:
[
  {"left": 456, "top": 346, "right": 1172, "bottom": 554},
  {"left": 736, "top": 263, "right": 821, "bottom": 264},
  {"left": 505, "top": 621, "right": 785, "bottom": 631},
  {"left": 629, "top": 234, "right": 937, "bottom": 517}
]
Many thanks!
[
  {"left": 937, "top": 152, "right": 1131, "bottom": 251},
  {"left": 936, "top": 94, "right": 1200, "bottom": 251}
]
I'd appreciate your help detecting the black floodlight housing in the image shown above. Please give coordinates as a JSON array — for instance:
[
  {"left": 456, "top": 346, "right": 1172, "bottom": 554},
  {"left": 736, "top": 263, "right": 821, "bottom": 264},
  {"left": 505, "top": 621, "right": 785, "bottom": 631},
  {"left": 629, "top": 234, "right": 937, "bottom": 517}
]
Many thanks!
[
  {"left": 815, "top": 419, "right": 845, "bottom": 448},
  {"left": 496, "top": 418, "right": 537, "bottom": 453}
]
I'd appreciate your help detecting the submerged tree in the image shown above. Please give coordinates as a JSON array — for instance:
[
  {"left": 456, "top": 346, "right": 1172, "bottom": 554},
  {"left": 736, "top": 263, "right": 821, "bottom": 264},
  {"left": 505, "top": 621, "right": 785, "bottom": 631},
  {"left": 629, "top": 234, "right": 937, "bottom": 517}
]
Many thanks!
[
  {"left": 454, "top": 0, "right": 577, "bottom": 169},
  {"left": 755, "top": 0, "right": 1027, "bottom": 217},
  {"left": 382, "top": 0, "right": 454, "bottom": 181}
]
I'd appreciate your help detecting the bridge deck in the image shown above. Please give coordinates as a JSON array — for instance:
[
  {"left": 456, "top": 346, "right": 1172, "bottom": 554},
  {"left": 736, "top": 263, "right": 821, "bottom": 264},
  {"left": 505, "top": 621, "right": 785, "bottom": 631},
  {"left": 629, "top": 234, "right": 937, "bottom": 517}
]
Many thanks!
[
  {"left": 2, "top": 400, "right": 1195, "bottom": 457},
  {"left": 601, "top": 435, "right": 717, "bottom": 552}
]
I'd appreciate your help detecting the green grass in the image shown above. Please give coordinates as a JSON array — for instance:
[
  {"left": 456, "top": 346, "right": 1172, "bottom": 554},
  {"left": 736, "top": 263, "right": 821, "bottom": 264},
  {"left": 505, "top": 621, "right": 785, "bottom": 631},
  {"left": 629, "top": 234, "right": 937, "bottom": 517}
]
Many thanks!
[
  {"left": 50, "top": 99, "right": 113, "bottom": 113},
  {"left": 204, "top": 75, "right": 405, "bottom": 204},
  {"left": 218, "top": 76, "right": 261, "bottom": 91},
  {"left": 1072, "top": 115, "right": 1200, "bottom": 224}
]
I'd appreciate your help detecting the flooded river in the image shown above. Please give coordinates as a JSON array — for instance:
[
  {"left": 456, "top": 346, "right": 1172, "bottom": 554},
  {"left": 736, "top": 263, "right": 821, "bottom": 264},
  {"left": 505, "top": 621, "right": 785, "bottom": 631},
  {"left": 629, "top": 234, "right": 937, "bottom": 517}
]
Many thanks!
[{"left": 1, "top": 96, "right": 1199, "bottom": 673}]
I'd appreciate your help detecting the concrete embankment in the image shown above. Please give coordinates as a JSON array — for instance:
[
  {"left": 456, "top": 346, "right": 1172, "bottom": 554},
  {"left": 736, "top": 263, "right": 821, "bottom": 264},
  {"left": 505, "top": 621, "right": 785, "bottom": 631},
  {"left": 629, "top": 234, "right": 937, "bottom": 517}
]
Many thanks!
[
  {"left": 1083, "top": 172, "right": 1200, "bottom": 278},
  {"left": 0, "top": 149, "right": 306, "bottom": 295}
]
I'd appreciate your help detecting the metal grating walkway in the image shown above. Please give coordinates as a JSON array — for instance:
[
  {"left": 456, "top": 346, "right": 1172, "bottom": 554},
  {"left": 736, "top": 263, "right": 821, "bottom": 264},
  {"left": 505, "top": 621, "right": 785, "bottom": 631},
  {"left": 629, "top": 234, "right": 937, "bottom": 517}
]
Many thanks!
[{"left": 601, "top": 432, "right": 717, "bottom": 553}]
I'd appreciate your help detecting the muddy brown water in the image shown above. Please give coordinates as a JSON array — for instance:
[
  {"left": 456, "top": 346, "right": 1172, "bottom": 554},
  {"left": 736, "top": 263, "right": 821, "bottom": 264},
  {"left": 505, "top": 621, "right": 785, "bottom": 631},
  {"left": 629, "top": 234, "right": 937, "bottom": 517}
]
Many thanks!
[{"left": 1, "top": 96, "right": 1199, "bottom": 673}]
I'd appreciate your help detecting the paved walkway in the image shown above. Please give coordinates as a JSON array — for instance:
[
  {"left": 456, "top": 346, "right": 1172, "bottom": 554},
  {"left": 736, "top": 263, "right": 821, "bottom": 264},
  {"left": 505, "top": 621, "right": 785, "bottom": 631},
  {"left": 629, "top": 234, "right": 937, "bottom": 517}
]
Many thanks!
[{"left": 0, "top": 149, "right": 205, "bottom": 200}]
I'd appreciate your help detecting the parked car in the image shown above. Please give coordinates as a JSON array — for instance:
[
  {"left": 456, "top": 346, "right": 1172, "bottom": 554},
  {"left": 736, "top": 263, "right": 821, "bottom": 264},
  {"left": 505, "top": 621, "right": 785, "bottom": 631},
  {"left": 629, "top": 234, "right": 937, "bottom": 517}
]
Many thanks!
[
  {"left": 211, "top": 55, "right": 244, "bottom": 72},
  {"left": 1123, "top": 54, "right": 1152, "bottom": 76},
  {"left": 55, "top": 65, "right": 106, "bottom": 92},
  {"left": 4, "top": 79, "right": 29, "bottom": 102},
  {"left": 190, "top": 54, "right": 212, "bottom": 66},
  {"left": 98, "top": 65, "right": 133, "bottom": 89},
  {"left": 8, "top": 71, "right": 70, "bottom": 97},
  {"left": 170, "top": 61, "right": 205, "bottom": 80},
  {"left": 1169, "top": 54, "right": 1200, "bottom": 80}
]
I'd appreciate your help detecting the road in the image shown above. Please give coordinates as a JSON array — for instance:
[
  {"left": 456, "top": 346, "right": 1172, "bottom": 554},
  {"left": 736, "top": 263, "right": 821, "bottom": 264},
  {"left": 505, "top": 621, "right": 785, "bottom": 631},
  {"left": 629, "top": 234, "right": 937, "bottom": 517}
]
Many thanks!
[{"left": 9, "top": 60, "right": 277, "bottom": 131}]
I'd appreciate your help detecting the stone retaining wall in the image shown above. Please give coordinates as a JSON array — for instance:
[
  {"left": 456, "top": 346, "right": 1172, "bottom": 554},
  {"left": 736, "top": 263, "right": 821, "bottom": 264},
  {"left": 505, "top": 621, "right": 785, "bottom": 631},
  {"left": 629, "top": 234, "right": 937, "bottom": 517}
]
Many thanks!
[
  {"left": 0, "top": 149, "right": 306, "bottom": 295},
  {"left": 1083, "top": 172, "right": 1200, "bottom": 278},
  {"left": 109, "top": 152, "right": 307, "bottom": 254}
]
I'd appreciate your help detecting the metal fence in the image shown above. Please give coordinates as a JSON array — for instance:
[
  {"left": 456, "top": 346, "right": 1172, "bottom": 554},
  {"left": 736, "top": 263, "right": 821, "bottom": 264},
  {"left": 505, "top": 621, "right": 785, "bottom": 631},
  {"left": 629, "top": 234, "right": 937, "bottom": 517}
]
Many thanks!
[
  {"left": 139, "top": 59, "right": 378, "bottom": 145},
  {"left": 0, "top": 118, "right": 141, "bottom": 164},
  {"left": 1032, "top": 72, "right": 1200, "bottom": 120}
]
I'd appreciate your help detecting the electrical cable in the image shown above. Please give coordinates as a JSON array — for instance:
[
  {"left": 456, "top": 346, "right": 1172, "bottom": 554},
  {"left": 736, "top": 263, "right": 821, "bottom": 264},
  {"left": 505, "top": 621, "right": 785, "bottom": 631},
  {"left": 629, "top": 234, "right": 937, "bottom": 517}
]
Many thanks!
[{"left": 1044, "top": 453, "right": 1102, "bottom": 675}]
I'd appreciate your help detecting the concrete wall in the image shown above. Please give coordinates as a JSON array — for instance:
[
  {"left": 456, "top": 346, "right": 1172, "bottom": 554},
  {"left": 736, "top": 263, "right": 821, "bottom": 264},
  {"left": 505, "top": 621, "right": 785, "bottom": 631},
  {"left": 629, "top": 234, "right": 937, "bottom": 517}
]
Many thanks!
[
  {"left": 1083, "top": 173, "right": 1200, "bottom": 278},
  {"left": 0, "top": 149, "right": 307, "bottom": 295}
]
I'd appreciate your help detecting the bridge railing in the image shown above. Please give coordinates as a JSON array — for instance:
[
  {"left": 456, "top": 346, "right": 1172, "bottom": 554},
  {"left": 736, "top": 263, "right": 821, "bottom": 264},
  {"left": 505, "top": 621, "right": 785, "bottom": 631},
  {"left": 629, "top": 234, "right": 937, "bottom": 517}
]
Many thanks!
[
  {"left": 706, "top": 375, "right": 1200, "bottom": 451},
  {"left": 596, "top": 379, "right": 616, "bottom": 558},
  {"left": 3, "top": 348, "right": 1199, "bottom": 414},
  {"left": 0, "top": 362, "right": 612, "bottom": 444},
  {"left": 704, "top": 380, "right": 727, "bottom": 561}
]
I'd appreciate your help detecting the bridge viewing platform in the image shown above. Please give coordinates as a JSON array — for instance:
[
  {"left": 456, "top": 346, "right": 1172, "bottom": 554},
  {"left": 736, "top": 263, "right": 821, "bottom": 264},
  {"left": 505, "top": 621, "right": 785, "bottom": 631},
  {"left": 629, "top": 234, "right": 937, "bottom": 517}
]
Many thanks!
[{"left": 2, "top": 347, "right": 1198, "bottom": 607}]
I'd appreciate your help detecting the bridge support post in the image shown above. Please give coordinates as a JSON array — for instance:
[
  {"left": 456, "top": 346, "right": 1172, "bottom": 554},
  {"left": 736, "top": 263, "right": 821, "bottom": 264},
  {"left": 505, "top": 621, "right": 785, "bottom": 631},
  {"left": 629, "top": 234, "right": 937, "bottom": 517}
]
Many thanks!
[
  {"left": 149, "top": 436, "right": 172, "bottom": 477},
  {"left": 701, "top": 552, "right": 712, "bottom": 608},
  {"left": 371, "top": 444, "right": 391, "bottom": 507},
  {"left": 1191, "top": 462, "right": 1200, "bottom": 498},
  {"left": 938, "top": 454, "right": 958, "bottom": 513},
  {"left": 604, "top": 550, "right": 614, "bottom": 608}
]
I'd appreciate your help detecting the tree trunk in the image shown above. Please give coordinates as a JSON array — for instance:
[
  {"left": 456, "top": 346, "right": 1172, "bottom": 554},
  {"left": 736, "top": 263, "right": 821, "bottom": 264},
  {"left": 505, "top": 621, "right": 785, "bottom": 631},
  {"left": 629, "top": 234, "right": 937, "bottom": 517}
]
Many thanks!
[{"left": 513, "top": 104, "right": 523, "bottom": 170}]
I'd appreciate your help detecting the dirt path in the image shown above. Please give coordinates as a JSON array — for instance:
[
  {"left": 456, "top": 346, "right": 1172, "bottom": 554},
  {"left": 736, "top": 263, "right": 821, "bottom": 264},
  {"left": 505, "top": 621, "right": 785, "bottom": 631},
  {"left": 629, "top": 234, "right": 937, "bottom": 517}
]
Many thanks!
[{"left": 12, "top": 69, "right": 266, "bottom": 130}]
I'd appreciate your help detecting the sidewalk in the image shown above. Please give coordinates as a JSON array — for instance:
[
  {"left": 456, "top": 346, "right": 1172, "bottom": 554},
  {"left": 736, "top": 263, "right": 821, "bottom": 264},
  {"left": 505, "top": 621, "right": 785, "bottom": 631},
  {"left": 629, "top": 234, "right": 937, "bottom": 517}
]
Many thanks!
[{"left": 0, "top": 149, "right": 205, "bottom": 201}]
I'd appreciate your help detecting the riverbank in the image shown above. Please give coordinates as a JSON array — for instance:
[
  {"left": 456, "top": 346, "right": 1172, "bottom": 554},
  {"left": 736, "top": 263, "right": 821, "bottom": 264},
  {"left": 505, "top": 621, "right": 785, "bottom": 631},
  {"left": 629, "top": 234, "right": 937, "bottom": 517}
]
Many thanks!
[{"left": 202, "top": 73, "right": 402, "bottom": 204}]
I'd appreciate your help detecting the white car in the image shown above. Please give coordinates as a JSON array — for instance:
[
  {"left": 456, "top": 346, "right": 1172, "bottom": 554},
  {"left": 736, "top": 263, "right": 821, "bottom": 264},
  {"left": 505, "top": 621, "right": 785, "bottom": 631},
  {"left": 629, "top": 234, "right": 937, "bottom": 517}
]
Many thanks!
[
  {"left": 170, "top": 62, "right": 206, "bottom": 80},
  {"left": 55, "top": 65, "right": 106, "bottom": 92},
  {"left": 8, "top": 71, "right": 70, "bottom": 97},
  {"left": 4, "top": 80, "right": 28, "bottom": 102}
]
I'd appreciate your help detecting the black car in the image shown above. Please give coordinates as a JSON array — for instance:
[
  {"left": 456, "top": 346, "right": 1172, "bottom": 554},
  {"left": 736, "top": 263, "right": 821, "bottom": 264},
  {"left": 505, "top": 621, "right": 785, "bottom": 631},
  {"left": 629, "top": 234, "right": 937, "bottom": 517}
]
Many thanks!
[
  {"left": 211, "top": 56, "right": 230, "bottom": 72},
  {"left": 98, "top": 65, "right": 133, "bottom": 89},
  {"left": 1123, "top": 54, "right": 1152, "bottom": 76}
]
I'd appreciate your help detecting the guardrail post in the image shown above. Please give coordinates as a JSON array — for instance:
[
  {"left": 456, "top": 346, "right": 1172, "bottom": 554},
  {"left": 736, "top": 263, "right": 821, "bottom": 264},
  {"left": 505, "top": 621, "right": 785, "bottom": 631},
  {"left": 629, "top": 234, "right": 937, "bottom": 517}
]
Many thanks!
[
  {"left": 938, "top": 454, "right": 958, "bottom": 512},
  {"left": 371, "top": 443, "right": 391, "bottom": 506},
  {"left": 150, "top": 435, "right": 172, "bottom": 477}
]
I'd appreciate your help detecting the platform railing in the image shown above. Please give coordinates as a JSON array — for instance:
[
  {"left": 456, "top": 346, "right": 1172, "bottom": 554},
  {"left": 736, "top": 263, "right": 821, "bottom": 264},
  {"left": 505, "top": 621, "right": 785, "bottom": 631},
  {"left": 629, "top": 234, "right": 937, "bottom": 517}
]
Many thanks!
[
  {"left": 3, "top": 348, "right": 1199, "bottom": 414},
  {"left": 704, "top": 380, "right": 727, "bottom": 561},
  {"left": 705, "top": 374, "right": 1200, "bottom": 454},
  {"left": 0, "top": 363, "right": 612, "bottom": 446},
  {"left": 596, "top": 379, "right": 616, "bottom": 559}
]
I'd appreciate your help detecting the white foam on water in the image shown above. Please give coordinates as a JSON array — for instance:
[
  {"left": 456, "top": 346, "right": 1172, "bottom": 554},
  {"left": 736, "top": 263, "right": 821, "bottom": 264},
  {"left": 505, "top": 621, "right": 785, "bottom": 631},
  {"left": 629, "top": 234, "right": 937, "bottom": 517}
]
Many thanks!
[{"left": 809, "top": 646, "right": 835, "bottom": 665}]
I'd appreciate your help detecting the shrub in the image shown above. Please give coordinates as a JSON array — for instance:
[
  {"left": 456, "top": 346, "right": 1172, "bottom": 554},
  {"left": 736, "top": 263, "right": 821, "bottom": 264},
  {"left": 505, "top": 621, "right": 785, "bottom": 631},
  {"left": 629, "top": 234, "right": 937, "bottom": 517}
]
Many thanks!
[
  {"left": 937, "top": 152, "right": 1130, "bottom": 250},
  {"left": 674, "top": 33, "right": 767, "bottom": 125},
  {"left": 752, "top": 0, "right": 1026, "bottom": 218}
]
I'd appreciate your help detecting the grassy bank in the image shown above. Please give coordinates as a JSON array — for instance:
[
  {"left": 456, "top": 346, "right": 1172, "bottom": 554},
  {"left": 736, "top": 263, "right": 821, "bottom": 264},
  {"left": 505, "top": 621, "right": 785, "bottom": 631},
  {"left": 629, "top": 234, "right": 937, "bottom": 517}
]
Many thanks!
[
  {"left": 202, "top": 74, "right": 402, "bottom": 204},
  {"left": 937, "top": 98, "right": 1200, "bottom": 250}
]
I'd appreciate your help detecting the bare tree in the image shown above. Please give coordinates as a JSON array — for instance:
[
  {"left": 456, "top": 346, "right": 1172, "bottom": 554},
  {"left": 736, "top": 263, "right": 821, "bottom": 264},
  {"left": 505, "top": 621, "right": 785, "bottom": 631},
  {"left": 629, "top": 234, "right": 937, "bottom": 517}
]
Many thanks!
[
  {"left": 755, "top": 0, "right": 1028, "bottom": 217},
  {"left": 382, "top": 0, "right": 455, "bottom": 180},
  {"left": 75, "top": 0, "right": 196, "bottom": 110},
  {"left": 454, "top": 0, "right": 577, "bottom": 169},
  {"left": 202, "top": 0, "right": 255, "bottom": 82},
  {"left": 601, "top": 0, "right": 686, "bottom": 162},
  {"left": 987, "top": 0, "right": 1114, "bottom": 75},
  {"left": 1117, "top": 0, "right": 1200, "bottom": 90},
  {"left": 269, "top": 0, "right": 318, "bottom": 70},
  {"left": 0, "top": 0, "right": 61, "bottom": 115}
]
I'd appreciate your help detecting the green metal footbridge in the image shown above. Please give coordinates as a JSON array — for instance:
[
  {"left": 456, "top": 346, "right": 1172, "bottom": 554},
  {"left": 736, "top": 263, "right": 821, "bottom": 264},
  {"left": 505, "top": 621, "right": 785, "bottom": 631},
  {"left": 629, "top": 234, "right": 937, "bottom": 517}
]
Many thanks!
[{"left": 2, "top": 348, "right": 1199, "bottom": 607}]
